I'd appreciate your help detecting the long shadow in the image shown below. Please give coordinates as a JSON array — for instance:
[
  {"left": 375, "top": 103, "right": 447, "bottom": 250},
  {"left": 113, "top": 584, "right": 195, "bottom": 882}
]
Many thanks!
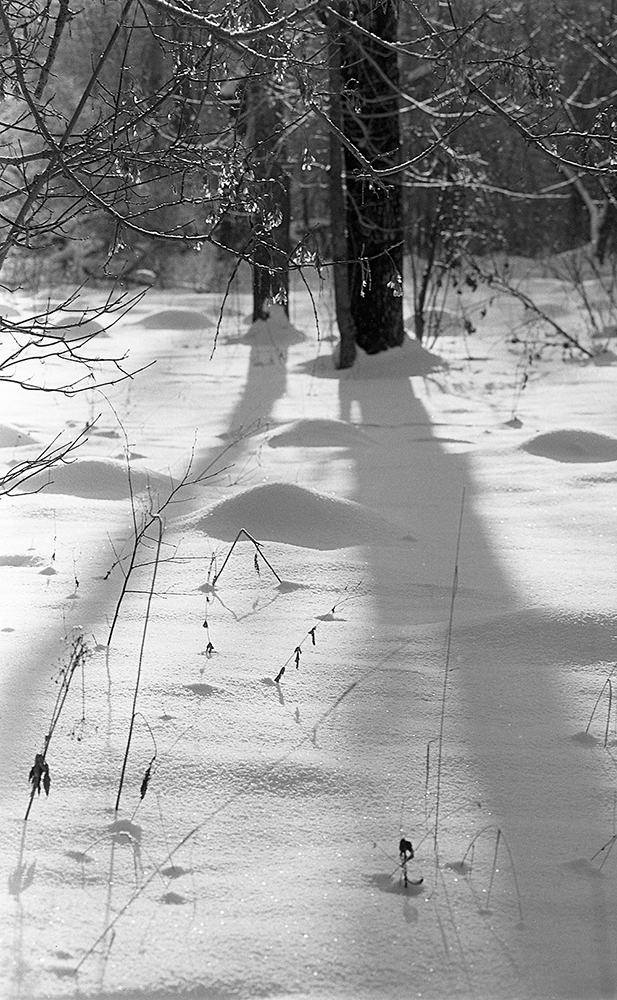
[
  {"left": 216, "top": 340, "right": 287, "bottom": 444},
  {"left": 2, "top": 302, "right": 616, "bottom": 998},
  {"left": 0, "top": 305, "right": 299, "bottom": 994},
  {"left": 189, "top": 307, "right": 309, "bottom": 489},
  {"left": 0, "top": 306, "right": 300, "bottom": 788},
  {"left": 331, "top": 359, "right": 617, "bottom": 999}
]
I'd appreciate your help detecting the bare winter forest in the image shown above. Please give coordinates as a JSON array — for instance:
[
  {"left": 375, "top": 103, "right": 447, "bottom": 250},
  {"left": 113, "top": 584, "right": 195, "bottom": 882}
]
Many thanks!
[{"left": 2, "top": 3, "right": 617, "bottom": 999}]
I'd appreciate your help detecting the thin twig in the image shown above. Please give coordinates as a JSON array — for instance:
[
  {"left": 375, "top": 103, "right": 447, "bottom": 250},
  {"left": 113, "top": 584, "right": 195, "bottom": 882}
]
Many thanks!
[
  {"left": 434, "top": 488, "right": 465, "bottom": 856},
  {"left": 25, "top": 632, "right": 89, "bottom": 821},
  {"left": 115, "top": 516, "right": 163, "bottom": 813},
  {"left": 211, "top": 528, "right": 283, "bottom": 586},
  {"left": 585, "top": 665, "right": 617, "bottom": 747}
]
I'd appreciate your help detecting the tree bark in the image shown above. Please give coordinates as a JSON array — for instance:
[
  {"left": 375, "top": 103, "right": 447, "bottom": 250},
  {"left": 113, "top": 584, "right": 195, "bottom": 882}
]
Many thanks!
[
  {"left": 241, "top": 0, "right": 290, "bottom": 323},
  {"left": 328, "top": 7, "right": 357, "bottom": 369},
  {"left": 340, "top": 0, "right": 404, "bottom": 354},
  {"left": 250, "top": 174, "right": 290, "bottom": 321}
]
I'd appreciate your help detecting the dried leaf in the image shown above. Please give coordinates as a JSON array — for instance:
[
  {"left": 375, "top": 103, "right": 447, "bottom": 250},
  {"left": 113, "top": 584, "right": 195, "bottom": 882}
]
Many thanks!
[
  {"left": 140, "top": 764, "right": 152, "bottom": 800},
  {"left": 28, "top": 753, "right": 50, "bottom": 797}
]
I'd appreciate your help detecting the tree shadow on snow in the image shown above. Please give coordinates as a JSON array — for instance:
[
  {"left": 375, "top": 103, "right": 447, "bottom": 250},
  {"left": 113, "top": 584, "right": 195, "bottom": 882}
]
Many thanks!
[{"left": 329, "top": 354, "right": 617, "bottom": 999}]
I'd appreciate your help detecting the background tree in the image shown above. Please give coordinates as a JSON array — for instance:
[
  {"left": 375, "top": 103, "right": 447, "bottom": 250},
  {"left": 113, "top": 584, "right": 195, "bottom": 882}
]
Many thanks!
[
  {"left": 335, "top": 0, "right": 405, "bottom": 357},
  {"left": 327, "top": 5, "right": 357, "bottom": 368},
  {"left": 3, "top": 0, "right": 617, "bottom": 370},
  {"left": 236, "top": 0, "right": 291, "bottom": 321}
]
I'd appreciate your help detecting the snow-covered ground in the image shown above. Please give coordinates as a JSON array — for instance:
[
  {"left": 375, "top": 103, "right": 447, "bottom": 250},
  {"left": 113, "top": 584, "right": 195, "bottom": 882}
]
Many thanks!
[{"left": 1, "top": 265, "right": 617, "bottom": 1000}]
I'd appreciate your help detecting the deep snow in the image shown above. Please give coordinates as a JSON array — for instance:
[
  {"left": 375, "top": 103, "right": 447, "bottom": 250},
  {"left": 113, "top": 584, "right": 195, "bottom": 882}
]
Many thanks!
[{"left": 0, "top": 267, "right": 616, "bottom": 1000}]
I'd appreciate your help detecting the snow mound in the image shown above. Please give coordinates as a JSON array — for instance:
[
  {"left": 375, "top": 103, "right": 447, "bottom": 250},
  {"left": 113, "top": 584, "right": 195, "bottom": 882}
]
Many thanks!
[
  {"left": 0, "top": 553, "right": 43, "bottom": 568},
  {"left": 190, "top": 482, "right": 411, "bottom": 549},
  {"left": 22, "top": 457, "right": 172, "bottom": 500},
  {"left": 0, "top": 301, "right": 21, "bottom": 318},
  {"left": 268, "top": 418, "right": 372, "bottom": 448},
  {"left": 133, "top": 268, "right": 157, "bottom": 285},
  {"left": 591, "top": 324, "right": 617, "bottom": 340},
  {"left": 161, "top": 891, "right": 188, "bottom": 905},
  {"left": 136, "top": 308, "right": 211, "bottom": 329},
  {"left": 592, "top": 349, "right": 617, "bottom": 366},
  {"left": 369, "top": 872, "right": 425, "bottom": 896},
  {"left": 521, "top": 429, "right": 617, "bottom": 463},
  {"left": 350, "top": 336, "right": 444, "bottom": 377},
  {"left": 407, "top": 307, "right": 465, "bottom": 335},
  {"left": 534, "top": 300, "right": 573, "bottom": 319},
  {"left": 0, "top": 423, "right": 37, "bottom": 447},
  {"left": 45, "top": 316, "right": 107, "bottom": 340},
  {"left": 299, "top": 335, "right": 444, "bottom": 378},
  {"left": 184, "top": 682, "right": 226, "bottom": 697},
  {"left": 240, "top": 305, "right": 306, "bottom": 345}
]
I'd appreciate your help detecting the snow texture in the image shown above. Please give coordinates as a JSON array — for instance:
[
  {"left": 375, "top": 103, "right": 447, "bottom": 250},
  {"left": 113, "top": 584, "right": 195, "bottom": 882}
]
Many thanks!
[{"left": 1, "top": 272, "right": 617, "bottom": 1000}]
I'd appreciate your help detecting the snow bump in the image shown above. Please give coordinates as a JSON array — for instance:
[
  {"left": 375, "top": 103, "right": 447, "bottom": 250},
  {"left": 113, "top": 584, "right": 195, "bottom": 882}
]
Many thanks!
[
  {"left": 521, "top": 429, "right": 617, "bottom": 463},
  {"left": 22, "top": 457, "right": 172, "bottom": 500},
  {"left": 135, "top": 308, "right": 211, "bottom": 329},
  {"left": 46, "top": 316, "right": 108, "bottom": 340},
  {"left": 191, "top": 481, "right": 411, "bottom": 549},
  {"left": 240, "top": 305, "right": 307, "bottom": 345},
  {"left": 299, "top": 334, "right": 445, "bottom": 378},
  {"left": 184, "top": 682, "right": 226, "bottom": 697},
  {"left": 0, "top": 300, "right": 22, "bottom": 318},
  {"left": 268, "top": 418, "right": 372, "bottom": 448},
  {"left": 0, "top": 423, "right": 37, "bottom": 447},
  {"left": 0, "top": 553, "right": 43, "bottom": 568}
]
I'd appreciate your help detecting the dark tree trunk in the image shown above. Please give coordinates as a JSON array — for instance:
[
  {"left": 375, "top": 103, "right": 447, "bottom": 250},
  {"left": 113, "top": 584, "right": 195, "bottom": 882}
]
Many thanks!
[
  {"left": 596, "top": 191, "right": 617, "bottom": 262},
  {"left": 328, "top": 7, "right": 357, "bottom": 368},
  {"left": 340, "top": 0, "right": 404, "bottom": 354},
  {"left": 250, "top": 174, "right": 290, "bottom": 321},
  {"left": 241, "top": 0, "right": 290, "bottom": 323}
]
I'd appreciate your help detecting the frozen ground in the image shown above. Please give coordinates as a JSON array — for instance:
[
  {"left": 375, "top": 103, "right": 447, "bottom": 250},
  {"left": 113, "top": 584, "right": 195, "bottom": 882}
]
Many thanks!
[{"left": 0, "top": 266, "right": 617, "bottom": 1000}]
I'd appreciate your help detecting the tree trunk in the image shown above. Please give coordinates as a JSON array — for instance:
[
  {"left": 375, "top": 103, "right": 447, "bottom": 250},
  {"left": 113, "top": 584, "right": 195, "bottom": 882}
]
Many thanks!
[
  {"left": 251, "top": 174, "right": 290, "bottom": 321},
  {"left": 328, "top": 7, "right": 357, "bottom": 369},
  {"left": 241, "top": 0, "right": 290, "bottom": 323},
  {"left": 340, "top": 0, "right": 404, "bottom": 354}
]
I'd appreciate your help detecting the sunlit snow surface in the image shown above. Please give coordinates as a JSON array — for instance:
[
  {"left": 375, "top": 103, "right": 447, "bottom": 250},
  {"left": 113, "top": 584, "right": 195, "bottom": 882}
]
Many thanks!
[{"left": 0, "top": 275, "right": 617, "bottom": 1000}]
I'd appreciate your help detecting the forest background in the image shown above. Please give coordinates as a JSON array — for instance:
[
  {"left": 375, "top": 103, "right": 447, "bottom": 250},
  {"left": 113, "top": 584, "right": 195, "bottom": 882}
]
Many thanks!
[{"left": 2, "top": 0, "right": 617, "bottom": 384}]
